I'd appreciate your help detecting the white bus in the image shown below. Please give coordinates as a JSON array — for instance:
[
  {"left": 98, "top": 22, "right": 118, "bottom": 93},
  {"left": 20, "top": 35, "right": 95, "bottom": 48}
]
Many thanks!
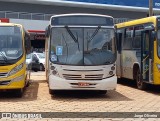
[{"left": 45, "top": 13, "right": 117, "bottom": 94}]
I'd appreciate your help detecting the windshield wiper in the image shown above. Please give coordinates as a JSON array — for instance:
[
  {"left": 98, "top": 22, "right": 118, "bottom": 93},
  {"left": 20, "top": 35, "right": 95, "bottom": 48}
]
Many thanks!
[
  {"left": 65, "top": 26, "right": 80, "bottom": 51},
  {"left": 65, "top": 26, "right": 78, "bottom": 43},
  {"left": 87, "top": 26, "right": 101, "bottom": 51},
  {"left": 0, "top": 52, "right": 7, "bottom": 63},
  {"left": 87, "top": 26, "right": 101, "bottom": 43}
]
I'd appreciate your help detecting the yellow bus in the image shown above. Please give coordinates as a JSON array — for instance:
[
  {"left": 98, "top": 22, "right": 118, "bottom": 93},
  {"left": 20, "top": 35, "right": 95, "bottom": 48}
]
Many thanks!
[
  {"left": 116, "top": 16, "right": 160, "bottom": 89},
  {"left": 0, "top": 22, "right": 31, "bottom": 97}
]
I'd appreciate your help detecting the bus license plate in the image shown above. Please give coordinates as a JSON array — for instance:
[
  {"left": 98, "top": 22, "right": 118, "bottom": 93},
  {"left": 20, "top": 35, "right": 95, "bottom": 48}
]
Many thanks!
[{"left": 78, "top": 82, "right": 90, "bottom": 86}]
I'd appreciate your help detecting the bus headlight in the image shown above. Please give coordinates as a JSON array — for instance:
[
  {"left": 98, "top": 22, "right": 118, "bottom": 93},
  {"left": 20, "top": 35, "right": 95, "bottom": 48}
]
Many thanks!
[
  {"left": 157, "top": 64, "right": 160, "bottom": 72},
  {"left": 8, "top": 63, "right": 24, "bottom": 76},
  {"left": 12, "top": 75, "right": 24, "bottom": 82},
  {"left": 111, "top": 66, "right": 115, "bottom": 70},
  {"left": 52, "top": 70, "right": 57, "bottom": 75},
  {"left": 51, "top": 66, "right": 59, "bottom": 76},
  {"left": 109, "top": 71, "right": 113, "bottom": 75}
]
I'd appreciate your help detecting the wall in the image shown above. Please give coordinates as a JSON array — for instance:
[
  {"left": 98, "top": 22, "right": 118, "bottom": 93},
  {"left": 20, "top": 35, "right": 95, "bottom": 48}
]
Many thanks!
[
  {"left": 10, "top": 19, "right": 49, "bottom": 30},
  {"left": 0, "top": 1, "right": 147, "bottom": 19}
]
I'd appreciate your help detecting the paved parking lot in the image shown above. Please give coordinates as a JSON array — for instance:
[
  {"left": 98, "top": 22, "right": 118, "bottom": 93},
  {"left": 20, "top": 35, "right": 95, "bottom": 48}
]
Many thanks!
[{"left": 0, "top": 72, "right": 160, "bottom": 121}]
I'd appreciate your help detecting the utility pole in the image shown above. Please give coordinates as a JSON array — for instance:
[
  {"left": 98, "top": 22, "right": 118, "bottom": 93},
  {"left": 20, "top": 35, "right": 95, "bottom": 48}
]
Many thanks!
[{"left": 149, "top": 0, "right": 153, "bottom": 16}]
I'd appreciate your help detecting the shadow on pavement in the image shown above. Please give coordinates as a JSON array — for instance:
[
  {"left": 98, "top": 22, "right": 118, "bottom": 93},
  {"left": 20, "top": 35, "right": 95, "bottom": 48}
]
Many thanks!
[
  {"left": 51, "top": 90, "right": 132, "bottom": 101},
  {"left": 145, "top": 84, "right": 160, "bottom": 95},
  {"left": 0, "top": 81, "right": 39, "bottom": 101},
  {"left": 117, "top": 78, "right": 137, "bottom": 88},
  {"left": 118, "top": 78, "right": 160, "bottom": 95}
]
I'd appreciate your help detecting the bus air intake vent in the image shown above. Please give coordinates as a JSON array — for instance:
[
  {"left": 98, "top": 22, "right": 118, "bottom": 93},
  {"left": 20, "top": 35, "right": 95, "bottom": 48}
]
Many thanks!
[
  {"left": 0, "top": 72, "right": 8, "bottom": 78},
  {"left": 62, "top": 74, "right": 103, "bottom": 80},
  {"left": 0, "top": 80, "right": 11, "bottom": 85},
  {"left": 85, "top": 74, "right": 103, "bottom": 80},
  {"left": 63, "top": 69, "right": 103, "bottom": 71},
  {"left": 63, "top": 74, "right": 81, "bottom": 80}
]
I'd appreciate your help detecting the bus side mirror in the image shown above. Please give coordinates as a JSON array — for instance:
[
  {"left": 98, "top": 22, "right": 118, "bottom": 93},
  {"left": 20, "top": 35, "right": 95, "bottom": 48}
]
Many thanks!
[
  {"left": 25, "top": 34, "right": 31, "bottom": 54},
  {"left": 151, "top": 31, "right": 156, "bottom": 40},
  {"left": 45, "top": 25, "right": 50, "bottom": 38},
  {"left": 116, "top": 33, "right": 122, "bottom": 54}
]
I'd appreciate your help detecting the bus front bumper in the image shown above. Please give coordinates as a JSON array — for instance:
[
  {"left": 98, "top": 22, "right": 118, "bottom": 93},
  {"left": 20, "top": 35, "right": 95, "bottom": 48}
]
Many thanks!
[{"left": 49, "top": 75, "right": 117, "bottom": 90}]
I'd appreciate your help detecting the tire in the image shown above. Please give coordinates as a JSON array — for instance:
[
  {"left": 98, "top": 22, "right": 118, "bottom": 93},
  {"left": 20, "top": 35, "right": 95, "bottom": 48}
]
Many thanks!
[
  {"left": 99, "top": 90, "right": 107, "bottom": 95},
  {"left": 136, "top": 69, "right": 146, "bottom": 90},
  {"left": 15, "top": 88, "right": 24, "bottom": 97},
  {"left": 39, "top": 64, "right": 44, "bottom": 71}
]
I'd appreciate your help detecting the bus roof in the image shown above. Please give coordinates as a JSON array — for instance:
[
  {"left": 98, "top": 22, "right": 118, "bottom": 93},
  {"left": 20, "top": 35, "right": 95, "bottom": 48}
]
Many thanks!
[
  {"left": 50, "top": 13, "right": 113, "bottom": 20},
  {"left": 0, "top": 22, "right": 23, "bottom": 28},
  {"left": 116, "top": 16, "right": 160, "bottom": 29}
]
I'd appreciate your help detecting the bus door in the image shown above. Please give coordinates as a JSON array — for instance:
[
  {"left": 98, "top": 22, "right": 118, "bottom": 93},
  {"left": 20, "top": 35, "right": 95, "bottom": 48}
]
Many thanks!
[
  {"left": 116, "top": 32, "right": 122, "bottom": 77},
  {"left": 141, "top": 30, "right": 153, "bottom": 82}
]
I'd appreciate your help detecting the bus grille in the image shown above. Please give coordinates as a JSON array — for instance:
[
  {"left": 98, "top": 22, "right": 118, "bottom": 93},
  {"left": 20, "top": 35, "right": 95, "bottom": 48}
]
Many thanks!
[
  {"left": 0, "top": 80, "right": 11, "bottom": 85},
  {"left": 62, "top": 74, "right": 103, "bottom": 80},
  {"left": 0, "top": 72, "right": 8, "bottom": 78}
]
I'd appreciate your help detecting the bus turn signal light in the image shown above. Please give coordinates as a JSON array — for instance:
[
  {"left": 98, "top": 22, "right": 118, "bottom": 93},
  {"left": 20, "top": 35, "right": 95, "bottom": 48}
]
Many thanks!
[{"left": 157, "top": 64, "right": 160, "bottom": 72}]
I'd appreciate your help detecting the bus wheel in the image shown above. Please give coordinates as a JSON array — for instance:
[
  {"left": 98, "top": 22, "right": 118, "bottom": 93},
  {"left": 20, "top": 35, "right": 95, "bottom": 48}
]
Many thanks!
[
  {"left": 136, "top": 69, "right": 146, "bottom": 90},
  {"left": 99, "top": 90, "right": 107, "bottom": 95},
  {"left": 15, "top": 88, "right": 24, "bottom": 97}
]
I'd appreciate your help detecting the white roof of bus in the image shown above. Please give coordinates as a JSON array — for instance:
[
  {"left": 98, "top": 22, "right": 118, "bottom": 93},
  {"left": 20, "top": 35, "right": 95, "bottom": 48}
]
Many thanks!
[
  {"left": 51, "top": 13, "right": 113, "bottom": 19},
  {"left": 0, "top": 22, "right": 22, "bottom": 27}
]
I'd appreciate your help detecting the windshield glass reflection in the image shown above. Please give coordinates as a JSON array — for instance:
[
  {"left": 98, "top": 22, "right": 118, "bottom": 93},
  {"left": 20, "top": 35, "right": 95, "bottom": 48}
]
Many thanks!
[
  {"left": 50, "top": 27, "right": 116, "bottom": 66},
  {"left": 0, "top": 26, "right": 22, "bottom": 61}
]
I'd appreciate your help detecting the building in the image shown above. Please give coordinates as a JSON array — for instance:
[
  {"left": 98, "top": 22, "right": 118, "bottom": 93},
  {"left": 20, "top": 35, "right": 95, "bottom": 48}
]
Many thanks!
[{"left": 0, "top": 0, "right": 160, "bottom": 50}]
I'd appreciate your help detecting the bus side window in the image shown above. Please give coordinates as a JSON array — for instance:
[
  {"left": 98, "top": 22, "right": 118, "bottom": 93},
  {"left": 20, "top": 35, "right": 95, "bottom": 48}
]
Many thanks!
[
  {"left": 123, "top": 27, "right": 133, "bottom": 50},
  {"left": 133, "top": 25, "right": 144, "bottom": 49},
  {"left": 144, "top": 31, "right": 149, "bottom": 51}
]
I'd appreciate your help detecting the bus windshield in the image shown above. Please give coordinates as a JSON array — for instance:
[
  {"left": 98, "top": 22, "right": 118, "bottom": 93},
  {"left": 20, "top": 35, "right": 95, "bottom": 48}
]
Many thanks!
[
  {"left": 50, "top": 27, "right": 116, "bottom": 66},
  {"left": 0, "top": 26, "right": 23, "bottom": 61}
]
